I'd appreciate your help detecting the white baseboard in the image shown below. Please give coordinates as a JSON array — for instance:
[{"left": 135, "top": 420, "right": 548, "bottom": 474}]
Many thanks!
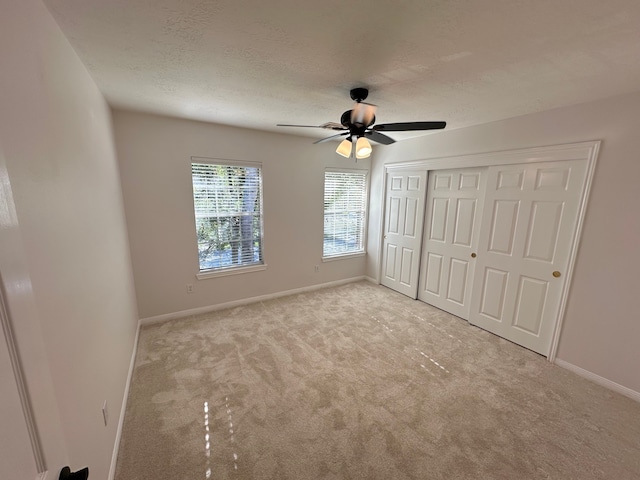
[
  {"left": 140, "top": 276, "right": 368, "bottom": 326},
  {"left": 364, "top": 276, "right": 378, "bottom": 284},
  {"left": 108, "top": 323, "right": 141, "bottom": 480},
  {"left": 554, "top": 359, "right": 640, "bottom": 403}
]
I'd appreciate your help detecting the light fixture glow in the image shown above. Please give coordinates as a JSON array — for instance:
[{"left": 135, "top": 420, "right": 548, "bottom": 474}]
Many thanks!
[
  {"left": 355, "top": 137, "right": 372, "bottom": 159},
  {"left": 336, "top": 138, "right": 352, "bottom": 158}
]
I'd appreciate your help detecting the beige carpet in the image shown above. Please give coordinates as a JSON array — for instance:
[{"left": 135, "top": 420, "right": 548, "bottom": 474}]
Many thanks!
[{"left": 114, "top": 282, "right": 640, "bottom": 480}]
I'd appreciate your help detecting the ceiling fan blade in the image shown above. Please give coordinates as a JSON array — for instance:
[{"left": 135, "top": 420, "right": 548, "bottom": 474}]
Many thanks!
[
  {"left": 320, "top": 122, "right": 348, "bottom": 131},
  {"left": 313, "top": 132, "right": 349, "bottom": 144},
  {"left": 351, "top": 102, "right": 377, "bottom": 127},
  {"left": 277, "top": 123, "right": 324, "bottom": 128},
  {"left": 365, "top": 130, "right": 395, "bottom": 145},
  {"left": 277, "top": 122, "right": 347, "bottom": 131},
  {"left": 373, "top": 121, "right": 446, "bottom": 132}
]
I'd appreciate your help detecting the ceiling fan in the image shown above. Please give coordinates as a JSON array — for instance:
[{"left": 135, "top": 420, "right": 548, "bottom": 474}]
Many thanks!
[{"left": 277, "top": 87, "right": 446, "bottom": 159}]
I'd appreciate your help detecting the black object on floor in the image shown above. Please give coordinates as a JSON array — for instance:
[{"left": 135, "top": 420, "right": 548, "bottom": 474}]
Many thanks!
[{"left": 59, "top": 466, "right": 89, "bottom": 480}]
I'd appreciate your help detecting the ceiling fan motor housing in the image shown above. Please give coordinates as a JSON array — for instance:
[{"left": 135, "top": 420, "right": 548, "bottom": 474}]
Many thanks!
[
  {"left": 340, "top": 110, "right": 372, "bottom": 136},
  {"left": 350, "top": 87, "right": 369, "bottom": 103}
]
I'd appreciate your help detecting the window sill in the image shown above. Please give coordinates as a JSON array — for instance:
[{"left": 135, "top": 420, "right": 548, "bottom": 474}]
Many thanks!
[
  {"left": 196, "top": 263, "right": 267, "bottom": 280},
  {"left": 322, "top": 252, "right": 366, "bottom": 262}
]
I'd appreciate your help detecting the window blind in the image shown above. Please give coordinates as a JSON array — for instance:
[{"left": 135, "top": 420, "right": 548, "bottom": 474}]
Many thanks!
[
  {"left": 323, "top": 170, "right": 367, "bottom": 257},
  {"left": 191, "top": 162, "right": 263, "bottom": 271}
]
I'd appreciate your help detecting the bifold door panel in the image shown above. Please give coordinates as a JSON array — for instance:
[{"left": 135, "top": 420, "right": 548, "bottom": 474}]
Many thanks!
[
  {"left": 381, "top": 170, "right": 427, "bottom": 298},
  {"left": 468, "top": 159, "right": 588, "bottom": 354},
  {"left": 418, "top": 168, "right": 487, "bottom": 318}
]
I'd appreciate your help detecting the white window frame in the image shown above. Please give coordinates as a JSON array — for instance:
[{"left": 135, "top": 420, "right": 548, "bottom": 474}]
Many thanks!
[
  {"left": 191, "top": 157, "right": 266, "bottom": 279},
  {"left": 322, "top": 168, "right": 369, "bottom": 261}
]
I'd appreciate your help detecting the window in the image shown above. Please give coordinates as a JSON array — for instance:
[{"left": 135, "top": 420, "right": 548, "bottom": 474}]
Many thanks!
[
  {"left": 191, "top": 159, "right": 264, "bottom": 276},
  {"left": 323, "top": 169, "right": 368, "bottom": 258}
]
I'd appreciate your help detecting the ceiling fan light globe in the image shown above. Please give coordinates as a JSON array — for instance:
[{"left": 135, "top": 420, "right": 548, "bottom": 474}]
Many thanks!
[
  {"left": 355, "top": 137, "right": 372, "bottom": 159},
  {"left": 336, "top": 138, "right": 352, "bottom": 158}
]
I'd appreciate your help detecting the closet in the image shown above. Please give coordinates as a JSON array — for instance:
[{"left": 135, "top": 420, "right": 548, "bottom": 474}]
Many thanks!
[{"left": 380, "top": 142, "right": 598, "bottom": 357}]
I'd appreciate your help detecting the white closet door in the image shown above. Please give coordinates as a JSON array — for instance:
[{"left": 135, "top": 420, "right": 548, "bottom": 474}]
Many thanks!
[
  {"left": 380, "top": 170, "right": 427, "bottom": 298},
  {"left": 469, "top": 159, "right": 588, "bottom": 355},
  {"left": 418, "top": 168, "right": 487, "bottom": 318}
]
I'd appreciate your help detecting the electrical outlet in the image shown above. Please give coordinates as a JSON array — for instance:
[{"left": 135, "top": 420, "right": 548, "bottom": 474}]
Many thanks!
[
  {"left": 102, "top": 400, "right": 108, "bottom": 426},
  {"left": 314, "top": 265, "right": 319, "bottom": 273},
  {"left": 186, "top": 283, "right": 194, "bottom": 294}
]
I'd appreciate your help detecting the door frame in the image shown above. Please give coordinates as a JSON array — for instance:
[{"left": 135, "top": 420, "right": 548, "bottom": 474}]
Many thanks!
[
  {"left": 377, "top": 141, "right": 600, "bottom": 361},
  {"left": 0, "top": 274, "right": 47, "bottom": 478}
]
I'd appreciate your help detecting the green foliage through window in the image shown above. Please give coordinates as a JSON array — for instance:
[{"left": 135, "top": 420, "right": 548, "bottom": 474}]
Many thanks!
[{"left": 192, "top": 162, "right": 263, "bottom": 271}]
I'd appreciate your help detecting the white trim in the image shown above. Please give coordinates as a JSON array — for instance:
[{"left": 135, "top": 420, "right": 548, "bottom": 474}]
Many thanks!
[
  {"left": 191, "top": 156, "right": 261, "bottom": 169},
  {"left": 384, "top": 141, "right": 599, "bottom": 172},
  {"left": 554, "top": 359, "right": 640, "bottom": 403},
  {"left": 0, "top": 275, "right": 46, "bottom": 474},
  {"left": 547, "top": 141, "right": 600, "bottom": 361},
  {"left": 140, "top": 277, "right": 366, "bottom": 326},
  {"left": 322, "top": 252, "right": 365, "bottom": 262},
  {"left": 107, "top": 322, "right": 141, "bottom": 480},
  {"left": 196, "top": 263, "right": 267, "bottom": 280},
  {"left": 364, "top": 276, "right": 378, "bottom": 285},
  {"left": 325, "top": 167, "right": 370, "bottom": 176}
]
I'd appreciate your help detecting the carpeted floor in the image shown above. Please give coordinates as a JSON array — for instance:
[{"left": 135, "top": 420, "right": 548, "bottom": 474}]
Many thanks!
[{"left": 114, "top": 281, "right": 640, "bottom": 480}]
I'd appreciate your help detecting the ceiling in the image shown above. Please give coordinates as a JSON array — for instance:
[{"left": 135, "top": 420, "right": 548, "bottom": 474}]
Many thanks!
[{"left": 43, "top": 0, "right": 640, "bottom": 142}]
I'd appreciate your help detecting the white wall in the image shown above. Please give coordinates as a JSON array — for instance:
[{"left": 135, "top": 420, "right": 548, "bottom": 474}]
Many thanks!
[
  {"left": 0, "top": 0, "right": 139, "bottom": 478},
  {"left": 368, "top": 91, "right": 640, "bottom": 395},
  {"left": 113, "top": 110, "right": 370, "bottom": 319}
]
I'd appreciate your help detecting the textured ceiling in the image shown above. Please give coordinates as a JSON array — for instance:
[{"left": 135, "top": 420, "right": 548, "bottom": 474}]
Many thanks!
[{"left": 43, "top": 0, "right": 640, "bottom": 141}]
